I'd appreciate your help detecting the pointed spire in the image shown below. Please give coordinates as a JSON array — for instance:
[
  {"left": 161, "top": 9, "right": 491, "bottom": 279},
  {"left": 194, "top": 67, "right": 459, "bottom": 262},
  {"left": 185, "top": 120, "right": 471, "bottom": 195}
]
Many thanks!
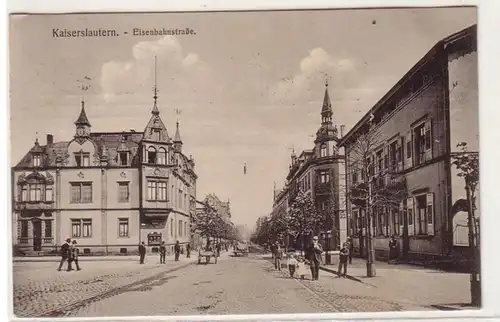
[
  {"left": 75, "top": 100, "right": 91, "bottom": 126},
  {"left": 321, "top": 78, "right": 332, "bottom": 117},
  {"left": 152, "top": 56, "right": 160, "bottom": 115},
  {"left": 174, "top": 121, "right": 182, "bottom": 143}
]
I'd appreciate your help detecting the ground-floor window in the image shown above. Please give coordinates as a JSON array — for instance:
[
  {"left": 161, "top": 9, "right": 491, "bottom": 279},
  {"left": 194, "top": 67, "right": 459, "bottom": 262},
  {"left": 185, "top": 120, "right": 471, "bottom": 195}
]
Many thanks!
[
  {"left": 71, "top": 219, "right": 92, "bottom": 238},
  {"left": 118, "top": 218, "right": 129, "bottom": 237},
  {"left": 21, "top": 220, "right": 29, "bottom": 238},
  {"left": 44, "top": 220, "right": 52, "bottom": 238}
]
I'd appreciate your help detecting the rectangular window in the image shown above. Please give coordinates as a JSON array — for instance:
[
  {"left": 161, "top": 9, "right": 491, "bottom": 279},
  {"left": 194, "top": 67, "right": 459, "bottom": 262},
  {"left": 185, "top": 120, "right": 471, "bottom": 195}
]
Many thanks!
[
  {"left": 147, "top": 181, "right": 157, "bottom": 200},
  {"left": 21, "top": 220, "right": 29, "bottom": 238},
  {"left": 414, "top": 123, "right": 426, "bottom": 166},
  {"left": 178, "top": 220, "right": 182, "bottom": 236},
  {"left": 319, "top": 171, "right": 330, "bottom": 183},
  {"left": 118, "top": 182, "right": 130, "bottom": 203},
  {"left": 119, "top": 152, "right": 128, "bottom": 166},
  {"left": 154, "top": 130, "right": 161, "bottom": 141},
  {"left": 45, "top": 186, "right": 53, "bottom": 202},
  {"left": 30, "top": 184, "right": 42, "bottom": 201},
  {"left": 406, "top": 138, "right": 412, "bottom": 160},
  {"left": 426, "top": 192, "right": 435, "bottom": 236},
  {"left": 118, "top": 218, "right": 129, "bottom": 237},
  {"left": 158, "top": 182, "right": 167, "bottom": 201},
  {"left": 33, "top": 155, "right": 41, "bottom": 167},
  {"left": 376, "top": 150, "right": 383, "bottom": 173},
  {"left": 393, "top": 209, "right": 400, "bottom": 235},
  {"left": 74, "top": 152, "right": 90, "bottom": 167},
  {"left": 44, "top": 220, "right": 52, "bottom": 238},
  {"left": 184, "top": 221, "right": 188, "bottom": 237},
  {"left": 71, "top": 219, "right": 81, "bottom": 237},
  {"left": 70, "top": 183, "right": 92, "bottom": 203},
  {"left": 389, "top": 141, "right": 398, "bottom": 171},
  {"left": 21, "top": 185, "right": 28, "bottom": 202},
  {"left": 82, "top": 219, "right": 92, "bottom": 237}
]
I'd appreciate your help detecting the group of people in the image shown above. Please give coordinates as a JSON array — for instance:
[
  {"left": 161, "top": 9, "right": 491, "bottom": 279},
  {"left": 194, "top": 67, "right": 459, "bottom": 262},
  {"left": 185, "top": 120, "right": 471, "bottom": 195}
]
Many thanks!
[
  {"left": 271, "top": 236, "right": 355, "bottom": 280},
  {"left": 138, "top": 240, "right": 192, "bottom": 264},
  {"left": 57, "top": 238, "right": 81, "bottom": 272}
]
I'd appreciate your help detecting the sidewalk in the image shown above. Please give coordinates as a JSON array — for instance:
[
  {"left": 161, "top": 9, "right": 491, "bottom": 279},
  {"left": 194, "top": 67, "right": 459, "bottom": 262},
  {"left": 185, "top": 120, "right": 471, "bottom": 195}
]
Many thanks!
[{"left": 319, "top": 258, "right": 471, "bottom": 309}]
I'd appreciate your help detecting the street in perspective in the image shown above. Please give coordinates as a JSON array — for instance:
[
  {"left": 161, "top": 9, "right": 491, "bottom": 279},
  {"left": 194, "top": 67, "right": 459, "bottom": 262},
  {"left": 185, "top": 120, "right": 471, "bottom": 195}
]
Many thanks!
[{"left": 10, "top": 7, "right": 479, "bottom": 319}]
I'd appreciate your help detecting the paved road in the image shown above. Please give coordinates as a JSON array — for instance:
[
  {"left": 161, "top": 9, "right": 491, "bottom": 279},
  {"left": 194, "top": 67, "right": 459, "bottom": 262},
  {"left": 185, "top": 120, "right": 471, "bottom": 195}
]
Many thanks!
[{"left": 13, "top": 252, "right": 466, "bottom": 318}]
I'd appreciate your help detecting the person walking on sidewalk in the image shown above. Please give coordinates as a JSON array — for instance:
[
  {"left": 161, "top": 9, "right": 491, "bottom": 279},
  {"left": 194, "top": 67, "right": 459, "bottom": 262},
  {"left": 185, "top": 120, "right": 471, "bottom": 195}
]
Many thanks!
[
  {"left": 347, "top": 237, "right": 354, "bottom": 264},
  {"left": 274, "top": 242, "right": 283, "bottom": 270},
  {"left": 306, "top": 236, "right": 323, "bottom": 281},
  {"left": 389, "top": 235, "right": 399, "bottom": 264},
  {"left": 174, "top": 241, "right": 181, "bottom": 261},
  {"left": 287, "top": 252, "right": 297, "bottom": 278},
  {"left": 159, "top": 241, "right": 167, "bottom": 264},
  {"left": 138, "top": 241, "right": 146, "bottom": 264},
  {"left": 57, "top": 238, "right": 72, "bottom": 271},
  {"left": 337, "top": 242, "right": 349, "bottom": 277},
  {"left": 296, "top": 256, "right": 308, "bottom": 280},
  {"left": 70, "top": 240, "right": 82, "bottom": 271},
  {"left": 186, "top": 243, "right": 191, "bottom": 258},
  {"left": 216, "top": 242, "right": 221, "bottom": 257}
]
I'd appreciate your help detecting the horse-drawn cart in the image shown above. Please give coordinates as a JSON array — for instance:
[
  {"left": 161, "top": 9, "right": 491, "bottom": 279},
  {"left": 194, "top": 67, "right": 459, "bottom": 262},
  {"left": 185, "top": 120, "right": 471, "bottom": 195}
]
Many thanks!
[{"left": 198, "top": 248, "right": 218, "bottom": 264}]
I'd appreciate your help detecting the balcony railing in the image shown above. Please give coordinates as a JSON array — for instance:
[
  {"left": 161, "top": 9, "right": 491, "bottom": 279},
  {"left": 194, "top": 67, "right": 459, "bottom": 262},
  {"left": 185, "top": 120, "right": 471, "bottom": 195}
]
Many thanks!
[
  {"left": 14, "top": 201, "right": 55, "bottom": 211},
  {"left": 315, "top": 182, "right": 332, "bottom": 194}
]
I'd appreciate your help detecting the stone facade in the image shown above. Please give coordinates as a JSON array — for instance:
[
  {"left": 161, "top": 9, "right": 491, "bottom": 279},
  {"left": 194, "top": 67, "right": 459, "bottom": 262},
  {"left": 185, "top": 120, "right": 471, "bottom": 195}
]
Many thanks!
[{"left": 12, "top": 94, "right": 197, "bottom": 255}]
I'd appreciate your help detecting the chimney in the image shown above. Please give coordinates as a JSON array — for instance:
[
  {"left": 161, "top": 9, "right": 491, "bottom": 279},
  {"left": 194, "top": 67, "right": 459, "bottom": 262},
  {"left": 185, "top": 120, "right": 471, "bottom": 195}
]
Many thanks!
[{"left": 46, "top": 134, "right": 54, "bottom": 145}]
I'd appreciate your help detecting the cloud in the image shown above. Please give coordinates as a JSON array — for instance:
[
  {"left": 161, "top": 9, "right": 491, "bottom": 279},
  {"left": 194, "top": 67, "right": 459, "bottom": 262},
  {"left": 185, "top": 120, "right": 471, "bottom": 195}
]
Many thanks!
[
  {"left": 270, "top": 48, "right": 358, "bottom": 104},
  {"left": 100, "top": 36, "right": 215, "bottom": 104}
]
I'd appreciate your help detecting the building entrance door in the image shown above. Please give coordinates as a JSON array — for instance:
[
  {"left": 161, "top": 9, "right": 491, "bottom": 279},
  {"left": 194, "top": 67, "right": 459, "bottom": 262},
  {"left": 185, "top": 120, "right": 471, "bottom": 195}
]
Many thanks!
[{"left": 32, "top": 219, "right": 42, "bottom": 251}]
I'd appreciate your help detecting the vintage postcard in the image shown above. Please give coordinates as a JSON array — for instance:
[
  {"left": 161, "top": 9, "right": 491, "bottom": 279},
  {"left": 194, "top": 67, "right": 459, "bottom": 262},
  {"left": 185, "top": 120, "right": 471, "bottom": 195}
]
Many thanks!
[{"left": 9, "top": 6, "right": 480, "bottom": 319}]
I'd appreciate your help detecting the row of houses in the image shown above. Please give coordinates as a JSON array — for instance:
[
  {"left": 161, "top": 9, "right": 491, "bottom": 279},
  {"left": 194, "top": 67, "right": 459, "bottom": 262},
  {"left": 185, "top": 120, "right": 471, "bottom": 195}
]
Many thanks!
[{"left": 272, "top": 24, "right": 479, "bottom": 263}]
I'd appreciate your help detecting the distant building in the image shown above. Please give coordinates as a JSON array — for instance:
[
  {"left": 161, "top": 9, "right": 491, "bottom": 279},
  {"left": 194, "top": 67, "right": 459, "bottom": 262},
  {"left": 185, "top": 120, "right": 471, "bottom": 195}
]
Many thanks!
[
  {"left": 12, "top": 89, "right": 197, "bottom": 255},
  {"left": 338, "top": 25, "right": 478, "bottom": 262},
  {"left": 273, "top": 81, "right": 347, "bottom": 250}
]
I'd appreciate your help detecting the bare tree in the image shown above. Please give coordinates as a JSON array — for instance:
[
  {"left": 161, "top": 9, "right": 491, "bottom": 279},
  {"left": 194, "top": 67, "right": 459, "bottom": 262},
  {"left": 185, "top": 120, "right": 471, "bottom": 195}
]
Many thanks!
[
  {"left": 288, "top": 190, "right": 322, "bottom": 255},
  {"left": 346, "top": 123, "right": 408, "bottom": 277}
]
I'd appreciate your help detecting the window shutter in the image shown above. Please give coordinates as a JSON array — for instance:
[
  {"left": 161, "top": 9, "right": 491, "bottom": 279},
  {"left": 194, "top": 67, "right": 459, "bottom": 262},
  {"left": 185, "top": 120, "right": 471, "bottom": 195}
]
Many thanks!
[
  {"left": 407, "top": 197, "right": 414, "bottom": 236},
  {"left": 399, "top": 201, "right": 404, "bottom": 236},
  {"left": 426, "top": 192, "right": 435, "bottom": 236},
  {"left": 424, "top": 119, "right": 432, "bottom": 162},
  {"left": 405, "top": 130, "right": 413, "bottom": 169}
]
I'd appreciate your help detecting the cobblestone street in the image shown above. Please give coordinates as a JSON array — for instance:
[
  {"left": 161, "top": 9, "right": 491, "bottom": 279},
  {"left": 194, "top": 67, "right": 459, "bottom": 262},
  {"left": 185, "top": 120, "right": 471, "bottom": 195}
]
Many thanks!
[{"left": 13, "top": 252, "right": 472, "bottom": 318}]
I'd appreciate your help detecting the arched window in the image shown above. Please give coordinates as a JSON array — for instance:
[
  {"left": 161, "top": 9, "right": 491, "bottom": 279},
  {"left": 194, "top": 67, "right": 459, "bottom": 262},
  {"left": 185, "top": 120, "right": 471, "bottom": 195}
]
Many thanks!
[
  {"left": 147, "top": 146, "right": 157, "bottom": 164},
  {"left": 320, "top": 144, "right": 327, "bottom": 157},
  {"left": 158, "top": 148, "right": 167, "bottom": 165}
]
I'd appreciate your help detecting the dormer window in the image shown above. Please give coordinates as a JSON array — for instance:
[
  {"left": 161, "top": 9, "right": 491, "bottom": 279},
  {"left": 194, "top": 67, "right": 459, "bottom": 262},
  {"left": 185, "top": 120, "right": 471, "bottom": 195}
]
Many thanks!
[
  {"left": 119, "top": 152, "right": 128, "bottom": 166},
  {"left": 147, "top": 146, "right": 157, "bottom": 164},
  {"left": 75, "top": 152, "right": 90, "bottom": 167},
  {"left": 33, "top": 155, "right": 42, "bottom": 167},
  {"left": 153, "top": 130, "right": 161, "bottom": 141}
]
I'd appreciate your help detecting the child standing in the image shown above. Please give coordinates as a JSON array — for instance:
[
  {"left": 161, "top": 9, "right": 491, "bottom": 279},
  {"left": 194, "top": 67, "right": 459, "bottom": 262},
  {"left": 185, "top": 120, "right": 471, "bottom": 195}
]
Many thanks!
[
  {"left": 337, "top": 242, "right": 350, "bottom": 277},
  {"left": 287, "top": 253, "right": 297, "bottom": 278},
  {"left": 296, "top": 256, "right": 308, "bottom": 280}
]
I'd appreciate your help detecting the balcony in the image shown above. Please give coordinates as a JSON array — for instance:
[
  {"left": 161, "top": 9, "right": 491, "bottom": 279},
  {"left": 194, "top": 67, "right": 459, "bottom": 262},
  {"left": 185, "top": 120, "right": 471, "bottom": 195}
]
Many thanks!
[
  {"left": 14, "top": 201, "right": 55, "bottom": 211},
  {"left": 315, "top": 182, "right": 332, "bottom": 195}
]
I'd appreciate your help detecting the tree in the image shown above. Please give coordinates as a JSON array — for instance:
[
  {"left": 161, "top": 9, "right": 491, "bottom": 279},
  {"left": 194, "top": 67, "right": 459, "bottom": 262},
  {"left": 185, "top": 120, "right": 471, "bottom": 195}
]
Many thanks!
[
  {"left": 288, "top": 190, "right": 322, "bottom": 254},
  {"left": 346, "top": 123, "right": 407, "bottom": 277},
  {"left": 452, "top": 142, "right": 480, "bottom": 306},
  {"left": 269, "top": 207, "right": 290, "bottom": 243}
]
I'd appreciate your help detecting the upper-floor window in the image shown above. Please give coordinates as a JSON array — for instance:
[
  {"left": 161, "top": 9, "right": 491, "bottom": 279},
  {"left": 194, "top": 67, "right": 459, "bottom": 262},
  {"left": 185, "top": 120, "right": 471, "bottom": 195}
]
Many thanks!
[
  {"left": 118, "top": 182, "right": 129, "bottom": 203},
  {"left": 33, "top": 155, "right": 42, "bottom": 167},
  {"left": 319, "top": 171, "right": 330, "bottom": 183},
  {"left": 157, "top": 148, "right": 167, "bottom": 165},
  {"left": 320, "top": 144, "right": 327, "bottom": 158},
  {"left": 119, "top": 152, "right": 129, "bottom": 166},
  {"left": 20, "top": 183, "right": 53, "bottom": 202},
  {"left": 147, "top": 147, "right": 157, "bottom": 164},
  {"left": 70, "top": 182, "right": 92, "bottom": 203},
  {"left": 153, "top": 130, "right": 161, "bottom": 141},
  {"left": 147, "top": 180, "right": 167, "bottom": 201},
  {"left": 376, "top": 150, "right": 383, "bottom": 173},
  {"left": 74, "top": 152, "right": 90, "bottom": 167},
  {"left": 413, "top": 120, "right": 432, "bottom": 166}
]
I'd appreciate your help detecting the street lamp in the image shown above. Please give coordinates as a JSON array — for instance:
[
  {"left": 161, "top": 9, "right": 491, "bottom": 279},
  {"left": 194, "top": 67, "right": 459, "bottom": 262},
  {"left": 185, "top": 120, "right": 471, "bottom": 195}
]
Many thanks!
[{"left": 321, "top": 230, "right": 332, "bottom": 265}]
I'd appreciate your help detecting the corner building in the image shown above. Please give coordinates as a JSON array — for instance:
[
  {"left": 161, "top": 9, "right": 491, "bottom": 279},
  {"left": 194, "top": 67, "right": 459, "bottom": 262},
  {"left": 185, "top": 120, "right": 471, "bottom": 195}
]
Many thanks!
[{"left": 12, "top": 95, "right": 197, "bottom": 255}]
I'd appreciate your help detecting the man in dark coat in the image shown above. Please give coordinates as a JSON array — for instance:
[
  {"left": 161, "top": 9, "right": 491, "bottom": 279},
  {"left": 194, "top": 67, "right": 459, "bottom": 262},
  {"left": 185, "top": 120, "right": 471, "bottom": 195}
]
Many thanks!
[
  {"left": 57, "top": 238, "right": 72, "bottom": 271},
  {"left": 174, "top": 241, "right": 181, "bottom": 261},
  {"left": 138, "top": 241, "right": 146, "bottom": 264},
  {"left": 306, "top": 236, "right": 323, "bottom": 281},
  {"left": 389, "top": 235, "right": 399, "bottom": 263},
  {"left": 159, "top": 241, "right": 167, "bottom": 264},
  {"left": 186, "top": 243, "right": 191, "bottom": 258}
]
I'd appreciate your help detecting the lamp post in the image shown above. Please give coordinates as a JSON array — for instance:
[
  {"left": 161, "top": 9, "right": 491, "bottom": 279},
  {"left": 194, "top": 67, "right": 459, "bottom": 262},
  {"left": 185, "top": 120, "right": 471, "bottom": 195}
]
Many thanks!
[{"left": 325, "top": 230, "right": 332, "bottom": 265}]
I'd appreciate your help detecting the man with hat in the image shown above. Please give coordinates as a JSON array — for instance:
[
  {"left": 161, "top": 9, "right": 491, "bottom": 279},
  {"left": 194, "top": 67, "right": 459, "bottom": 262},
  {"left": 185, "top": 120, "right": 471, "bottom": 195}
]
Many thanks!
[
  {"left": 306, "top": 235, "right": 323, "bottom": 280},
  {"left": 57, "top": 238, "right": 72, "bottom": 271}
]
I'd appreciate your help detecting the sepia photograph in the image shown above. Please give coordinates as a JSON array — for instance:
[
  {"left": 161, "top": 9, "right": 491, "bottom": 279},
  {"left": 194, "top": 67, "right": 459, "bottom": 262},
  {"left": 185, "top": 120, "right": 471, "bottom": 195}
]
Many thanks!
[{"left": 8, "top": 6, "right": 480, "bottom": 318}]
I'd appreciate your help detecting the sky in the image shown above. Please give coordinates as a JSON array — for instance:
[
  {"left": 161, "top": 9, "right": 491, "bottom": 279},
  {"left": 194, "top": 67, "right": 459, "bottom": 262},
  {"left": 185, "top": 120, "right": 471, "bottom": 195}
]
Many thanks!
[{"left": 9, "top": 7, "right": 477, "bottom": 229}]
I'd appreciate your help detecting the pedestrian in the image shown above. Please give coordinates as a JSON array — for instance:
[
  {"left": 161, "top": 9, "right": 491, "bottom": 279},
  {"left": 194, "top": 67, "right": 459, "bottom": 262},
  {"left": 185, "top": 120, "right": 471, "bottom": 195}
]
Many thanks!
[
  {"left": 159, "top": 241, "right": 167, "bottom": 264},
  {"left": 337, "top": 242, "right": 349, "bottom": 277},
  {"left": 216, "top": 242, "right": 221, "bottom": 257},
  {"left": 287, "top": 252, "right": 297, "bottom": 278},
  {"left": 274, "top": 242, "right": 283, "bottom": 270},
  {"left": 389, "top": 235, "right": 399, "bottom": 264},
  {"left": 174, "top": 240, "right": 181, "bottom": 261},
  {"left": 138, "top": 241, "right": 146, "bottom": 264},
  {"left": 57, "top": 238, "right": 72, "bottom": 271},
  {"left": 296, "top": 256, "right": 307, "bottom": 280},
  {"left": 186, "top": 243, "right": 191, "bottom": 258},
  {"left": 270, "top": 242, "right": 277, "bottom": 260},
  {"left": 306, "top": 236, "right": 323, "bottom": 281},
  {"left": 347, "top": 237, "right": 354, "bottom": 264},
  {"left": 70, "top": 240, "right": 82, "bottom": 271}
]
